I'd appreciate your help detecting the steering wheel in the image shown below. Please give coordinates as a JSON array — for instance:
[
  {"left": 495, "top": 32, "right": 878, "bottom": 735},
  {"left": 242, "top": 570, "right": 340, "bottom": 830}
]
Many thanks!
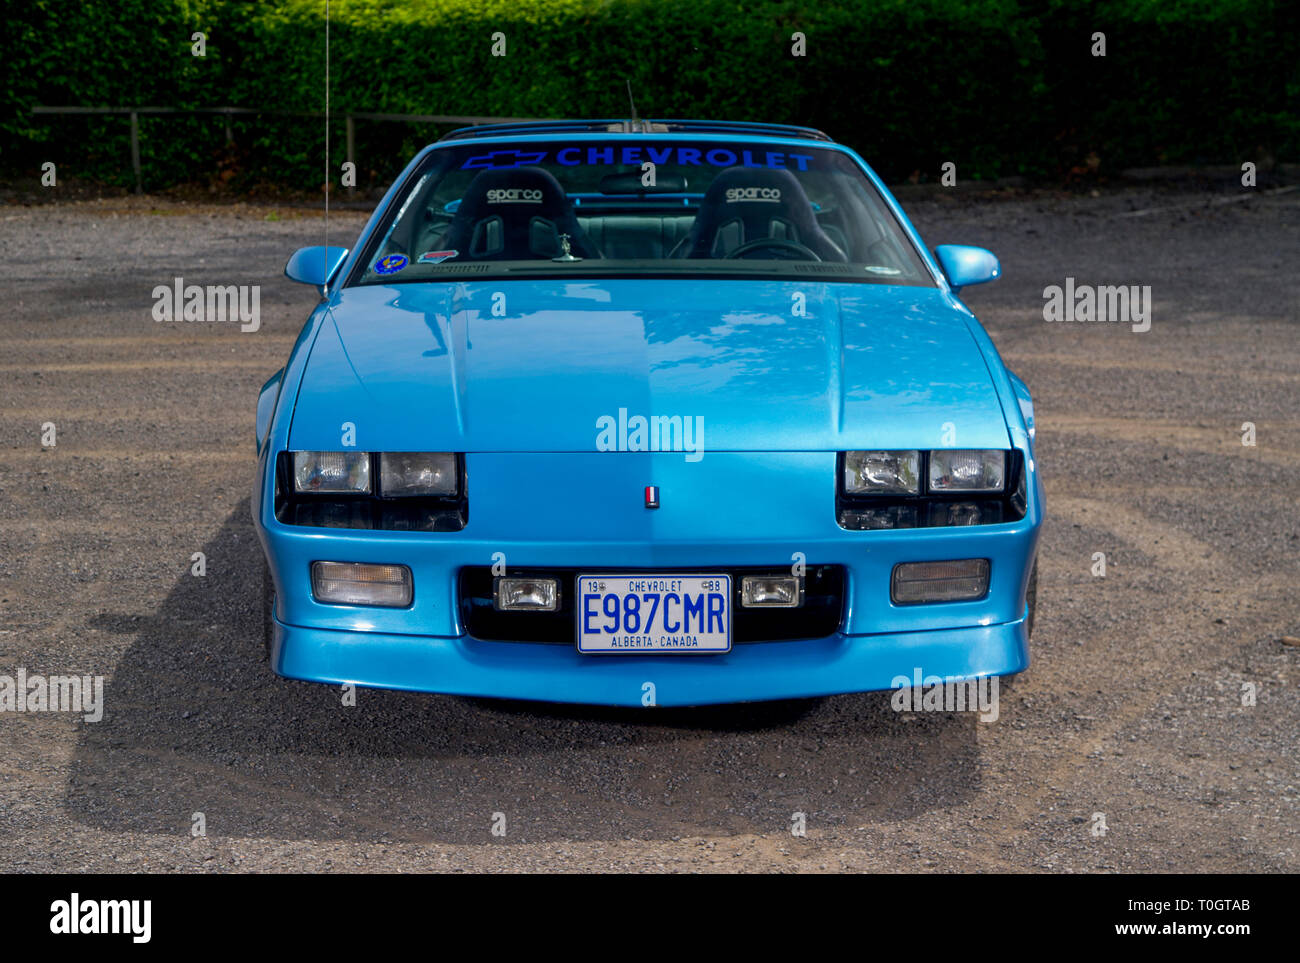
[{"left": 724, "top": 238, "right": 822, "bottom": 261}]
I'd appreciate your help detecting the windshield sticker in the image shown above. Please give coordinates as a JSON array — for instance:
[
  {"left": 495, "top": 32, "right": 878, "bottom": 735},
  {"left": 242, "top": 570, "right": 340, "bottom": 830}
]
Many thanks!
[
  {"left": 418, "top": 250, "right": 459, "bottom": 264},
  {"left": 461, "top": 146, "right": 815, "bottom": 172},
  {"left": 460, "top": 149, "right": 549, "bottom": 170},
  {"left": 373, "top": 254, "right": 408, "bottom": 275}
]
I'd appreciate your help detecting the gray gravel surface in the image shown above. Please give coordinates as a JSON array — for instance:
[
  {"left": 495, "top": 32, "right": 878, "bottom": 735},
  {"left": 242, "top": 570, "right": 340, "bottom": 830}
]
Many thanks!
[{"left": 0, "top": 186, "right": 1296, "bottom": 872}]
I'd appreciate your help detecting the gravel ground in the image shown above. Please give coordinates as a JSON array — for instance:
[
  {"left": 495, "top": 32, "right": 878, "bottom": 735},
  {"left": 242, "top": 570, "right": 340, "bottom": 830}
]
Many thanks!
[{"left": 0, "top": 185, "right": 1296, "bottom": 872}]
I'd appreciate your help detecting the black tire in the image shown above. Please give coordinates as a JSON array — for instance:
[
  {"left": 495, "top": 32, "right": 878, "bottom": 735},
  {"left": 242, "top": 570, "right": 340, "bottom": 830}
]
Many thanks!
[
  {"left": 1025, "top": 558, "right": 1038, "bottom": 641},
  {"left": 261, "top": 555, "right": 275, "bottom": 660}
]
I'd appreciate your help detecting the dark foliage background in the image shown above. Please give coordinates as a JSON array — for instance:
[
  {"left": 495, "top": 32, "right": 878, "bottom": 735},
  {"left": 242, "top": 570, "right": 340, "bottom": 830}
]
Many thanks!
[{"left": 2, "top": 0, "right": 1295, "bottom": 192}]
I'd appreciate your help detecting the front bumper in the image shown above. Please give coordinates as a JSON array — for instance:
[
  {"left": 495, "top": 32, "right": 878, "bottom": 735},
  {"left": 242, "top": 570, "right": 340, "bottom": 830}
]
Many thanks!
[
  {"left": 255, "top": 448, "right": 1042, "bottom": 706},
  {"left": 270, "top": 612, "right": 1029, "bottom": 707}
]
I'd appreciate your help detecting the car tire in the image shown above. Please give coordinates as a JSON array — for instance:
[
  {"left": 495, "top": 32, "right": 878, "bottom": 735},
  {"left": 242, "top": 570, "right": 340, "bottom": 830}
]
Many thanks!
[
  {"left": 262, "top": 555, "right": 275, "bottom": 661},
  {"left": 1025, "top": 558, "right": 1038, "bottom": 641}
]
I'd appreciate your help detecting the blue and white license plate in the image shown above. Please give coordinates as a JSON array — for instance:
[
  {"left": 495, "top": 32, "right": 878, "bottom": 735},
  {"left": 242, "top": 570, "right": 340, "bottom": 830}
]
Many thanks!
[{"left": 576, "top": 574, "right": 732, "bottom": 653}]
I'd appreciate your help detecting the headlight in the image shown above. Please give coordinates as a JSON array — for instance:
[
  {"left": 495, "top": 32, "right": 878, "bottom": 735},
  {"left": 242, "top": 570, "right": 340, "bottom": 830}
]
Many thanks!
[
  {"left": 379, "top": 452, "right": 458, "bottom": 496},
  {"left": 840, "top": 505, "right": 919, "bottom": 530},
  {"left": 928, "top": 450, "right": 1005, "bottom": 492},
  {"left": 494, "top": 577, "right": 559, "bottom": 611},
  {"left": 740, "top": 575, "right": 802, "bottom": 608},
  {"left": 311, "top": 561, "right": 412, "bottom": 607},
  {"left": 891, "top": 559, "right": 989, "bottom": 604},
  {"left": 293, "top": 451, "right": 371, "bottom": 493},
  {"left": 843, "top": 450, "right": 920, "bottom": 494}
]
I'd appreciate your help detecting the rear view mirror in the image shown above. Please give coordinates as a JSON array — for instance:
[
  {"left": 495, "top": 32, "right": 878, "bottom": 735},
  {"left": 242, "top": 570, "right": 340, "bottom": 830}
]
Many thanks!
[
  {"left": 934, "top": 244, "right": 1000, "bottom": 292},
  {"left": 598, "top": 172, "right": 690, "bottom": 194},
  {"left": 284, "top": 246, "right": 349, "bottom": 294}
]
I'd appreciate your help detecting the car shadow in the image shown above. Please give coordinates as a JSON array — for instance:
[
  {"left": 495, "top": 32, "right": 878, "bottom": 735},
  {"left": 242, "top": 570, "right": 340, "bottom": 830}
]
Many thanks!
[{"left": 65, "top": 501, "right": 981, "bottom": 844}]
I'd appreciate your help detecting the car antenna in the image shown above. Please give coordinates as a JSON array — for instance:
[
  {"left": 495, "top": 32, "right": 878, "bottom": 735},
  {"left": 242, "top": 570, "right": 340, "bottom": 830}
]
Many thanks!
[{"left": 626, "top": 78, "right": 641, "bottom": 132}]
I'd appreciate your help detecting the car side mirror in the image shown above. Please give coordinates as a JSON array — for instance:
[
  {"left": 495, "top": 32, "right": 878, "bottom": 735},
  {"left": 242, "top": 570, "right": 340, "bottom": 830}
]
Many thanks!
[
  {"left": 285, "top": 246, "right": 349, "bottom": 295},
  {"left": 934, "top": 244, "right": 1000, "bottom": 293}
]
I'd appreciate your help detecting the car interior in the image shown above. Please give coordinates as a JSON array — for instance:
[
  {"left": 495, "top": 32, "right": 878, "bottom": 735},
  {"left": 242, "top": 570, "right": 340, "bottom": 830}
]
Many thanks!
[{"left": 388, "top": 163, "right": 913, "bottom": 270}]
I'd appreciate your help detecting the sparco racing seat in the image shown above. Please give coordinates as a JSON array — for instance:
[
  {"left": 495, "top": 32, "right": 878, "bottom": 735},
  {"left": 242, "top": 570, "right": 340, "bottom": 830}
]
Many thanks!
[
  {"left": 681, "top": 167, "right": 846, "bottom": 261},
  {"left": 442, "top": 166, "right": 600, "bottom": 260}
]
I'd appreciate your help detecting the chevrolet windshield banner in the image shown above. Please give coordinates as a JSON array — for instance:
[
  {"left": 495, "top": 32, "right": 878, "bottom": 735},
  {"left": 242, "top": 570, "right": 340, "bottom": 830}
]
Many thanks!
[{"left": 460, "top": 144, "right": 820, "bottom": 171}]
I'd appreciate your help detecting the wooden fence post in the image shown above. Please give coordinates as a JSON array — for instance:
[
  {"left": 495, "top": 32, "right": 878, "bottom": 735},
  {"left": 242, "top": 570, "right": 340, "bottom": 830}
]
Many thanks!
[{"left": 129, "top": 110, "right": 142, "bottom": 194}]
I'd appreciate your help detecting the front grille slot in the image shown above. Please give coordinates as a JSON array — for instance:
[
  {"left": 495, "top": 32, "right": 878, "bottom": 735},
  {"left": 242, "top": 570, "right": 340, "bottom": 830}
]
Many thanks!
[{"left": 460, "top": 565, "right": 844, "bottom": 645}]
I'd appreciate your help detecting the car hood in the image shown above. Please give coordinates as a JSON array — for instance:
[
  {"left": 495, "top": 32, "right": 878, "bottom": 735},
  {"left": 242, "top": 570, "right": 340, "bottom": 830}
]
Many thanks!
[{"left": 288, "top": 279, "right": 1010, "bottom": 452}]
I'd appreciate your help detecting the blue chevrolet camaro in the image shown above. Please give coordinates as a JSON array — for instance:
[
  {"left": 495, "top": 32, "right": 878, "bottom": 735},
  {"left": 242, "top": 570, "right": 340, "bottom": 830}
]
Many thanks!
[{"left": 253, "top": 119, "right": 1043, "bottom": 707}]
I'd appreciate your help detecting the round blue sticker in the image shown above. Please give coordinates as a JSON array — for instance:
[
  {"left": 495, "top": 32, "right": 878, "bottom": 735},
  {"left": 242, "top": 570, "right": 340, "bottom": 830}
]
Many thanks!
[{"left": 374, "top": 254, "right": 408, "bottom": 275}]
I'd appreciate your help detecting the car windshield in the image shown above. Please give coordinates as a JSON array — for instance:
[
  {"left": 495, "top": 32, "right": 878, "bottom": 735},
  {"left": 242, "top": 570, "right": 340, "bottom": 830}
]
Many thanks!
[{"left": 350, "top": 138, "right": 933, "bottom": 286}]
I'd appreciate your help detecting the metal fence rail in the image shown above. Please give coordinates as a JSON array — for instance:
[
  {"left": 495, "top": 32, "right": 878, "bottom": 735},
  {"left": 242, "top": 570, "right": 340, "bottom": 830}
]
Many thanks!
[{"left": 30, "top": 106, "right": 542, "bottom": 194}]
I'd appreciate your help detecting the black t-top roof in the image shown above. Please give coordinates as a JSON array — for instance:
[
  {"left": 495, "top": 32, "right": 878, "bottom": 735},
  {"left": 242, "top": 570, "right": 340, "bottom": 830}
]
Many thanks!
[{"left": 437, "top": 119, "right": 834, "bottom": 143}]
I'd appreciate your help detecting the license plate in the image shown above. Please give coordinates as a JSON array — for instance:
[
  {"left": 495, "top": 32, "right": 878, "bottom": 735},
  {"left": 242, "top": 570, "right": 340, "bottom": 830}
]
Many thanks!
[{"left": 576, "top": 574, "right": 732, "bottom": 653}]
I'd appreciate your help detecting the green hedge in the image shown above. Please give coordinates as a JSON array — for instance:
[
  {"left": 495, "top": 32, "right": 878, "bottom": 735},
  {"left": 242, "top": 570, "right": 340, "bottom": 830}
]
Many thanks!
[{"left": 3, "top": 0, "right": 1296, "bottom": 192}]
